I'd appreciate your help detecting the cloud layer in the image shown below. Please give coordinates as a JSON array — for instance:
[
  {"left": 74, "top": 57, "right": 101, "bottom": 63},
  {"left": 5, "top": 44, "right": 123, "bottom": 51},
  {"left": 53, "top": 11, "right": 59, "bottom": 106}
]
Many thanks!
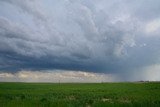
[
  {"left": 0, "top": 0, "right": 160, "bottom": 81},
  {"left": 0, "top": 70, "right": 116, "bottom": 82}
]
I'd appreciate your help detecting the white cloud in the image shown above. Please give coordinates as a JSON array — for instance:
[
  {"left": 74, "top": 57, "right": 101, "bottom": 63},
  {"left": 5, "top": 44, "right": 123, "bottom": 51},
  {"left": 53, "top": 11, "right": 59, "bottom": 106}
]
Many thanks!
[
  {"left": 145, "top": 18, "right": 160, "bottom": 34},
  {"left": 0, "top": 70, "right": 117, "bottom": 82}
]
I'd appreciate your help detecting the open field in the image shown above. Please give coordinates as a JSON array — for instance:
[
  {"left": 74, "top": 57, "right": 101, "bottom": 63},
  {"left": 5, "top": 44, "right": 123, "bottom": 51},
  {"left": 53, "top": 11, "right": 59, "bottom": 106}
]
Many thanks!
[{"left": 0, "top": 82, "right": 160, "bottom": 107}]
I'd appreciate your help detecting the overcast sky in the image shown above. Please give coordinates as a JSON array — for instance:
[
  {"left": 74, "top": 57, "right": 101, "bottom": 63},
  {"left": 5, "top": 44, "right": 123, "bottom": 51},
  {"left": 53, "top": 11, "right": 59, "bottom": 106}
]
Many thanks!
[{"left": 0, "top": 0, "right": 160, "bottom": 82}]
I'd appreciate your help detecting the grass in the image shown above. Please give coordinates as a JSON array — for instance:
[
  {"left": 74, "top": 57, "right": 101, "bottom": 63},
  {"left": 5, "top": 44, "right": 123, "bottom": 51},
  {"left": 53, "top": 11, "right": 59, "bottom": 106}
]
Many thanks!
[{"left": 0, "top": 82, "right": 160, "bottom": 107}]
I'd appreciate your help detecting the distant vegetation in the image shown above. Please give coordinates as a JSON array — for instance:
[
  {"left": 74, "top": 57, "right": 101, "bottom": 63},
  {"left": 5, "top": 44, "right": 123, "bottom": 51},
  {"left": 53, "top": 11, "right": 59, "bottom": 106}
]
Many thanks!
[{"left": 0, "top": 82, "right": 160, "bottom": 107}]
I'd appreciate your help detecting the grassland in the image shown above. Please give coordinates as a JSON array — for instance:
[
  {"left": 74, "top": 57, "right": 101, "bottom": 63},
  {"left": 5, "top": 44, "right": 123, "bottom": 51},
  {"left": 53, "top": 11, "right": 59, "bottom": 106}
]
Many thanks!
[{"left": 0, "top": 82, "right": 160, "bottom": 107}]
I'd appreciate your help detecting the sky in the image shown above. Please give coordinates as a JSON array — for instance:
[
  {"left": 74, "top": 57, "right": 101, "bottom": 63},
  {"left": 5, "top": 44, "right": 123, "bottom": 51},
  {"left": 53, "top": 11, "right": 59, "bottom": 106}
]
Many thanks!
[{"left": 0, "top": 0, "right": 160, "bottom": 82}]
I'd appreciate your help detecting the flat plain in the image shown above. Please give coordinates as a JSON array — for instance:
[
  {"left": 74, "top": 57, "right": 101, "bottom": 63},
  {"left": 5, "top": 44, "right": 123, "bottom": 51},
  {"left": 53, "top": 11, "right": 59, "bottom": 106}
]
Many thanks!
[{"left": 0, "top": 82, "right": 160, "bottom": 107}]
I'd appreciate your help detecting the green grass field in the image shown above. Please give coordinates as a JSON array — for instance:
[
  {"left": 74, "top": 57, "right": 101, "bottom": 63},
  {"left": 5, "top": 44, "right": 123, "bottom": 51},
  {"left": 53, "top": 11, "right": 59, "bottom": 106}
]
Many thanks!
[{"left": 0, "top": 82, "right": 160, "bottom": 107}]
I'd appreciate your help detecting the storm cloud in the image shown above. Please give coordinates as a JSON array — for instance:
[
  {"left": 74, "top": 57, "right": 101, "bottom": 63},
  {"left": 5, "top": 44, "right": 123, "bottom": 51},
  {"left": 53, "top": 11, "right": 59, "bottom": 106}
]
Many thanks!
[{"left": 0, "top": 0, "right": 160, "bottom": 81}]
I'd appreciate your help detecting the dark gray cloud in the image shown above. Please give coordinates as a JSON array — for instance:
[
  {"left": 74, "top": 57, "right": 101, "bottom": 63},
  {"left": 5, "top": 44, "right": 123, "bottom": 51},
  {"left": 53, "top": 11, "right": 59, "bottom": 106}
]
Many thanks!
[{"left": 0, "top": 0, "right": 160, "bottom": 81}]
